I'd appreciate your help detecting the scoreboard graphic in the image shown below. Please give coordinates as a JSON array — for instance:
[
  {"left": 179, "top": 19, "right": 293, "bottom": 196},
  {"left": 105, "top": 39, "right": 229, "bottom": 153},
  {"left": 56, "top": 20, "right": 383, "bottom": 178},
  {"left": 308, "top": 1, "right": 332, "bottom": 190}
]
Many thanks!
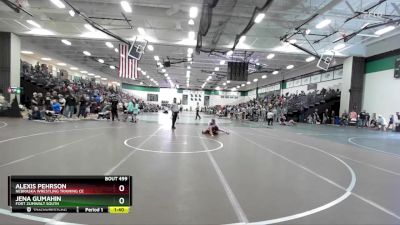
[{"left": 8, "top": 176, "right": 132, "bottom": 214}]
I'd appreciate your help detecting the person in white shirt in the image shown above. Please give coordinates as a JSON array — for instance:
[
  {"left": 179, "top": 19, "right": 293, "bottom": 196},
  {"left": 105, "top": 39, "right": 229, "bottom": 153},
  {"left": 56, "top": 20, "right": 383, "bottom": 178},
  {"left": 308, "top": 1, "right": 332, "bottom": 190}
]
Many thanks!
[
  {"left": 267, "top": 110, "right": 274, "bottom": 126},
  {"left": 377, "top": 115, "right": 387, "bottom": 131},
  {"left": 170, "top": 98, "right": 180, "bottom": 129}
]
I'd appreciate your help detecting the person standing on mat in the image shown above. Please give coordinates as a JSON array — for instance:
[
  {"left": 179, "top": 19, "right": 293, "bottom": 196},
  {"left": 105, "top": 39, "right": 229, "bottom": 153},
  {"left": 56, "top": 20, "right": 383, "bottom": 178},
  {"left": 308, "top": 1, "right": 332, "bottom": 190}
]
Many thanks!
[
  {"left": 195, "top": 102, "right": 201, "bottom": 120},
  {"left": 110, "top": 95, "right": 119, "bottom": 122},
  {"left": 171, "top": 98, "right": 179, "bottom": 129}
]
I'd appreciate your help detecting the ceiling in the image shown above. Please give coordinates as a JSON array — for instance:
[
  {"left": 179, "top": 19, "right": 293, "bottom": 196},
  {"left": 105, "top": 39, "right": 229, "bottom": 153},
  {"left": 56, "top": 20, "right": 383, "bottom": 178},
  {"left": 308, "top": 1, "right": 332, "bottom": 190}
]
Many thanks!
[{"left": 1, "top": 0, "right": 399, "bottom": 91}]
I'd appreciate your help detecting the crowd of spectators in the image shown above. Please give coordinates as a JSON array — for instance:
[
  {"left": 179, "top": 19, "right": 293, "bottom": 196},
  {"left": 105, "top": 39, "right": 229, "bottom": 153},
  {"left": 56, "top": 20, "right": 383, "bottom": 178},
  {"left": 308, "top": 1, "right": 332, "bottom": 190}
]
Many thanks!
[
  {"left": 207, "top": 88, "right": 400, "bottom": 131},
  {"left": 207, "top": 88, "right": 340, "bottom": 125},
  {"left": 22, "top": 62, "right": 160, "bottom": 121}
]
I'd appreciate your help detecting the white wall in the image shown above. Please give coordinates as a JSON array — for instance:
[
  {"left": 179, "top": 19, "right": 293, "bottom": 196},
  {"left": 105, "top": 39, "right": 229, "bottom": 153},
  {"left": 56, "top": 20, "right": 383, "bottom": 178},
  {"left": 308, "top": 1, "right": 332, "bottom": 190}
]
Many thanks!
[
  {"left": 123, "top": 88, "right": 183, "bottom": 105},
  {"left": 362, "top": 69, "right": 400, "bottom": 120}
]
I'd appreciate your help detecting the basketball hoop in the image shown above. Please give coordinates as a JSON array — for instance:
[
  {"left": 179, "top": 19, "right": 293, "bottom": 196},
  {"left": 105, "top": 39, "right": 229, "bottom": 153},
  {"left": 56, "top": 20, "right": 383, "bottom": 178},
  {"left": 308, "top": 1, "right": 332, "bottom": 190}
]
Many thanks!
[{"left": 15, "top": 0, "right": 29, "bottom": 8}]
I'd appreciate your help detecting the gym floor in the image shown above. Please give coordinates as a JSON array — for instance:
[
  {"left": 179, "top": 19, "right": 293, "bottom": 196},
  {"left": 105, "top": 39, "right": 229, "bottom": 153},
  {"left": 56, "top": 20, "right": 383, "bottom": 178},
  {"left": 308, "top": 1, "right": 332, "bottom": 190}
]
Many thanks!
[{"left": 0, "top": 112, "right": 400, "bottom": 225}]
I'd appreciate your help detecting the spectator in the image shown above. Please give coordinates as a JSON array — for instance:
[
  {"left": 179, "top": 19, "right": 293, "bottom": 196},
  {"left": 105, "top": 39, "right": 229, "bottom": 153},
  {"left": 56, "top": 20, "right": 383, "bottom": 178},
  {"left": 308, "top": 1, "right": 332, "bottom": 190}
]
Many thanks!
[
  {"left": 267, "top": 110, "right": 274, "bottom": 126},
  {"left": 377, "top": 115, "right": 387, "bottom": 131},
  {"left": 64, "top": 93, "right": 76, "bottom": 118}
]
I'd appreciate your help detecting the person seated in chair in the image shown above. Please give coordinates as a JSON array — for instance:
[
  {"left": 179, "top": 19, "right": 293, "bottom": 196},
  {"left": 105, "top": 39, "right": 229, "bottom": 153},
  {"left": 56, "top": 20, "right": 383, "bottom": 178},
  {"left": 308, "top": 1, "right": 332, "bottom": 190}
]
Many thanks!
[
  {"left": 202, "top": 118, "right": 229, "bottom": 137},
  {"left": 45, "top": 99, "right": 61, "bottom": 121}
]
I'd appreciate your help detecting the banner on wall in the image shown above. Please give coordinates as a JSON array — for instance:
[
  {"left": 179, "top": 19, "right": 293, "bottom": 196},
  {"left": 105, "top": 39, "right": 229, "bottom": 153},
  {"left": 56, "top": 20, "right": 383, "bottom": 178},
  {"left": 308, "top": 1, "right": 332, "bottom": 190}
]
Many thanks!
[
  {"left": 311, "top": 74, "right": 321, "bottom": 83},
  {"left": 321, "top": 71, "right": 334, "bottom": 81},
  {"left": 334, "top": 69, "right": 343, "bottom": 79},
  {"left": 294, "top": 79, "right": 302, "bottom": 86},
  {"left": 274, "top": 83, "right": 281, "bottom": 90},
  {"left": 302, "top": 77, "right": 310, "bottom": 85},
  {"left": 307, "top": 83, "right": 317, "bottom": 90},
  {"left": 286, "top": 81, "right": 294, "bottom": 88}
]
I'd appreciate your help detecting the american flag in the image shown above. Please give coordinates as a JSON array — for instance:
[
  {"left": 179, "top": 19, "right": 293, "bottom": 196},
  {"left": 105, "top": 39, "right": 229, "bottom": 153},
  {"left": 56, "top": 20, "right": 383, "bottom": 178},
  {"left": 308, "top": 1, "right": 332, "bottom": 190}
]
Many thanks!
[{"left": 119, "top": 44, "right": 138, "bottom": 79}]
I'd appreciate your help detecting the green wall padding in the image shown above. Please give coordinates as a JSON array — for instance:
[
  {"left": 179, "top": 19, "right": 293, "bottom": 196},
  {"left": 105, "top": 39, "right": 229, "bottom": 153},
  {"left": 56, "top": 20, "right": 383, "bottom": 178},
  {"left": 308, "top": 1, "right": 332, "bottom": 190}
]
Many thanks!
[{"left": 366, "top": 55, "right": 399, "bottom": 74}]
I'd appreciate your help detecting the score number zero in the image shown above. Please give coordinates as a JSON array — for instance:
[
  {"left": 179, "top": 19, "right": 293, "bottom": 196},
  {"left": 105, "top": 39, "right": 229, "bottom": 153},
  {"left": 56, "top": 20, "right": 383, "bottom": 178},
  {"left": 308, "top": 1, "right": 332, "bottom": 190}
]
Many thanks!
[{"left": 105, "top": 176, "right": 129, "bottom": 205}]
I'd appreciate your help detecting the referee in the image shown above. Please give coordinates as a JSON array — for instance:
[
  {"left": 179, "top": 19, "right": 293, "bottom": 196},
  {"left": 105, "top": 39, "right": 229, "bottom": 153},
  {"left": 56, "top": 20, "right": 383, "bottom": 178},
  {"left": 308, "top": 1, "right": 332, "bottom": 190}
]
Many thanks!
[{"left": 171, "top": 98, "right": 179, "bottom": 129}]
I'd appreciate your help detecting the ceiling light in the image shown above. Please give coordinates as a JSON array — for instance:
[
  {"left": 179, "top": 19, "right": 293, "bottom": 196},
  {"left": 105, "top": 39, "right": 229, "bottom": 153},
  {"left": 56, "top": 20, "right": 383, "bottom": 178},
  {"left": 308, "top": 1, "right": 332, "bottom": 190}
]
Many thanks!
[
  {"left": 41, "top": 57, "right": 51, "bottom": 61},
  {"left": 84, "top": 24, "right": 95, "bottom": 32},
  {"left": 286, "top": 65, "right": 294, "bottom": 69},
  {"left": 161, "top": 68, "right": 166, "bottom": 73},
  {"left": 105, "top": 42, "right": 113, "bottom": 48},
  {"left": 142, "top": 71, "right": 147, "bottom": 75},
  {"left": 188, "top": 19, "right": 194, "bottom": 25},
  {"left": 187, "top": 57, "right": 192, "bottom": 61},
  {"left": 236, "top": 85, "right": 240, "bottom": 88},
  {"left": 140, "top": 82, "right": 143, "bottom": 85},
  {"left": 56, "top": 63, "right": 66, "bottom": 66},
  {"left": 223, "top": 83, "right": 226, "bottom": 86},
  {"left": 333, "top": 43, "right": 346, "bottom": 51},
  {"left": 147, "top": 45, "right": 154, "bottom": 51},
  {"left": 375, "top": 26, "right": 396, "bottom": 35},
  {"left": 98, "top": 59, "right": 104, "bottom": 63},
  {"left": 137, "top": 68, "right": 141, "bottom": 71},
  {"left": 187, "top": 48, "right": 194, "bottom": 54},
  {"left": 266, "top": 53, "right": 275, "bottom": 59},
  {"left": 247, "top": 81, "right": 251, "bottom": 85},
  {"left": 164, "top": 73, "right": 168, "bottom": 77},
  {"left": 25, "top": 28, "right": 54, "bottom": 36},
  {"left": 187, "top": 53, "right": 192, "bottom": 58},
  {"left": 101, "top": 78, "right": 107, "bottom": 81},
  {"left": 241, "top": 84, "right": 245, "bottom": 87},
  {"left": 50, "top": 0, "right": 65, "bottom": 8},
  {"left": 188, "top": 31, "right": 195, "bottom": 40},
  {"left": 289, "top": 39, "right": 297, "bottom": 44},
  {"left": 83, "top": 51, "right": 91, "bottom": 56},
  {"left": 167, "top": 77, "right": 171, "bottom": 80},
  {"left": 137, "top": 27, "right": 145, "bottom": 35},
  {"left": 215, "top": 86, "right": 220, "bottom": 90},
  {"left": 154, "top": 55, "right": 159, "bottom": 61},
  {"left": 219, "top": 60, "right": 226, "bottom": 65},
  {"left": 186, "top": 71, "right": 190, "bottom": 77},
  {"left": 110, "top": 65, "right": 116, "bottom": 69},
  {"left": 254, "top": 13, "right": 265, "bottom": 23},
  {"left": 94, "top": 75, "right": 101, "bottom": 78},
  {"left": 226, "top": 50, "right": 233, "bottom": 56},
  {"left": 316, "top": 19, "right": 331, "bottom": 29},
  {"left": 61, "top": 39, "right": 71, "bottom": 46},
  {"left": 26, "top": 20, "right": 41, "bottom": 28},
  {"left": 215, "top": 67, "right": 219, "bottom": 71},
  {"left": 239, "top": 35, "right": 246, "bottom": 43},
  {"left": 68, "top": 9, "right": 75, "bottom": 17},
  {"left": 272, "top": 71, "right": 279, "bottom": 75},
  {"left": 262, "top": 75, "right": 267, "bottom": 79},
  {"left": 88, "top": 73, "right": 94, "bottom": 76},
  {"left": 227, "top": 80, "right": 231, "bottom": 84},
  {"left": 80, "top": 71, "right": 88, "bottom": 74},
  {"left": 187, "top": 66, "right": 191, "bottom": 69},
  {"left": 21, "top": 50, "right": 33, "bottom": 54},
  {"left": 305, "top": 29, "right": 311, "bottom": 35},
  {"left": 306, "top": 56, "right": 316, "bottom": 62},
  {"left": 253, "top": 78, "right": 258, "bottom": 82},
  {"left": 70, "top": 67, "right": 78, "bottom": 70},
  {"left": 120, "top": 1, "right": 132, "bottom": 13},
  {"left": 189, "top": 6, "right": 198, "bottom": 18}
]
